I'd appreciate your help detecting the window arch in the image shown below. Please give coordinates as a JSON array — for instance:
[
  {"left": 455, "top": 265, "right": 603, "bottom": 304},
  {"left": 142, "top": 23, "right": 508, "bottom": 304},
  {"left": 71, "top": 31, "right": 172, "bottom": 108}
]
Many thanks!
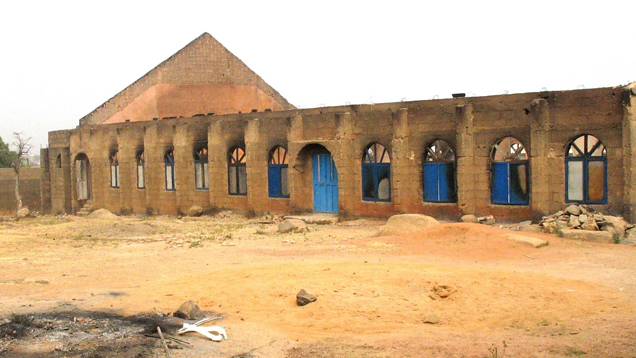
[
  {"left": 136, "top": 149, "right": 145, "bottom": 189},
  {"left": 194, "top": 145, "right": 209, "bottom": 190},
  {"left": 490, "top": 137, "right": 529, "bottom": 205},
  {"left": 423, "top": 139, "right": 456, "bottom": 202},
  {"left": 566, "top": 134, "right": 607, "bottom": 204},
  {"left": 362, "top": 142, "right": 391, "bottom": 202},
  {"left": 165, "top": 148, "right": 175, "bottom": 191},
  {"left": 55, "top": 154, "right": 62, "bottom": 168},
  {"left": 109, "top": 150, "right": 120, "bottom": 188},
  {"left": 268, "top": 145, "right": 289, "bottom": 198},
  {"left": 228, "top": 146, "right": 247, "bottom": 195}
]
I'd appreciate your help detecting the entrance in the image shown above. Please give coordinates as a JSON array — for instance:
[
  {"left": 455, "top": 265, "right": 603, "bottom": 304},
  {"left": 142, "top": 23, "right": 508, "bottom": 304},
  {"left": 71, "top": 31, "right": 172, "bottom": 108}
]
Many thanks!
[
  {"left": 312, "top": 153, "right": 338, "bottom": 213},
  {"left": 75, "top": 154, "right": 90, "bottom": 200}
]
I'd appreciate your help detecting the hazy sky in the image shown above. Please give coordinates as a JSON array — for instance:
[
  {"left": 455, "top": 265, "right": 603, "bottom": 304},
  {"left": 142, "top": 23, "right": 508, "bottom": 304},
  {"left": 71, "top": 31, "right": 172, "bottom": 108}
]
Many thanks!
[{"left": 0, "top": 0, "right": 634, "bottom": 152}]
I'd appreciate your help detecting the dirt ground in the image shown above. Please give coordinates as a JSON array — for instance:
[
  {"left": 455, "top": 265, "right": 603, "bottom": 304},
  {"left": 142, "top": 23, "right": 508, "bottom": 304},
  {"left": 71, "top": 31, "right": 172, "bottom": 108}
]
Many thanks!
[{"left": 0, "top": 212, "right": 635, "bottom": 358}]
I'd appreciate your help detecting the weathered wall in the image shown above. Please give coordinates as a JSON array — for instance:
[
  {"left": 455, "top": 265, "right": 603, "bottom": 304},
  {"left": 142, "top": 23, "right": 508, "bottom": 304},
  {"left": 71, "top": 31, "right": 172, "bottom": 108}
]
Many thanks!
[
  {"left": 43, "top": 86, "right": 636, "bottom": 222},
  {"left": 0, "top": 167, "right": 41, "bottom": 213}
]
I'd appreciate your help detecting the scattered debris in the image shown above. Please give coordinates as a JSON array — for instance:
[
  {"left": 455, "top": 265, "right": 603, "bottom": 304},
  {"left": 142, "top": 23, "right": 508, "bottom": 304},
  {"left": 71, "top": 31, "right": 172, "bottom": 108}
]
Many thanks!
[
  {"left": 376, "top": 214, "right": 439, "bottom": 236},
  {"left": 86, "top": 208, "right": 119, "bottom": 220},
  {"left": 422, "top": 314, "right": 440, "bottom": 324},
  {"left": 296, "top": 289, "right": 317, "bottom": 306},
  {"left": 279, "top": 219, "right": 308, "bottom": 233},
  {"left": 187, "top": 206, "right": 203, "bottom": 217},
  {"left": 284, "top": 214, "right": 338, "bottom": 225},
  {"left": 477, "top": 215, "right": 496, "bottom": 225},
  {"left": 256, "top": 227, "right": 278, "bottom": 235},
  {"left": 174, "top": 301, "right": 206, "bottom": 320},
  {"left": 428, "top": 284, "right": 456, "bottom": 300},
  {"left": 157, "top": 326, "right": 171, "bottom": 357},
  {"left": 177, "top": 317, "right": 227, "bottom": 341}
]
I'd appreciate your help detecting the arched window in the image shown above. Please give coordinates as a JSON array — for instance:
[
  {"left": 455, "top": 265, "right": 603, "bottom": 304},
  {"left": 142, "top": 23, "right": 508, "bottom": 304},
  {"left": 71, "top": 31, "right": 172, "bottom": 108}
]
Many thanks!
[
  {"left": 490, "top": 137, "right": 529, "bottom": 205},
  {"left": 55, "top": 154, "right": 62, "bottom": 168},
  {"left": 423, "top": 139, "right": 456, "bottom": 202},
  {"left": 109, "top": 150, "right": 120, "bottom": 188},
  {"left": 165, "top": 149, "right": 175, "bottom": 191},
  {"left": 136, "top": 149, "right": 145, "bottom": 189},
  {"left": 228, "top": 146, "right": 247, "bottom": 195},
  {"left": 362, "top": 142, "right": 391, "bottom": 202},
  {"left": 268, "top": 146, "right": 289, "bottom": 198},
  {"left": 566, "top": 134, "right": 607, "bottom": 203},
  {"left": 194, "top": 145, "right": 209, "bottom": 190}
]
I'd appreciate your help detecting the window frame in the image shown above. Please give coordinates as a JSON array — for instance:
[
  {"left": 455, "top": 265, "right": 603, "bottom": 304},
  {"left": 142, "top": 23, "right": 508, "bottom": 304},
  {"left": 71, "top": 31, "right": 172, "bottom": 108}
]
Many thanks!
[
  {"left": 165, "top": 149, "right": 176, "bottom": 191},
  {"left": 268, "top": 145, "right": 290, "bottom": 198},
  {"left": 109, "top": 150, "right": 120, "bottom": 189},
  {"left": 422, "top": 139, "right": 457, "bottom": 203},
  {"left": 565, "top": 134, "right": 608, "bottom": 204},
  {"left": 361, "top": 142, "right": 392, "bottom": 203},
  {"left": 194, "top": 145, "right": 209, "bottom": 190},
  {"left": 490, "top": 137, "right": 529, "bottom": 205},
  {"left": 136, "top": 149, "right": 145, "bottom": 189},
  {"left": 228, "top": 146, "right": 247, "bottom": 196}
]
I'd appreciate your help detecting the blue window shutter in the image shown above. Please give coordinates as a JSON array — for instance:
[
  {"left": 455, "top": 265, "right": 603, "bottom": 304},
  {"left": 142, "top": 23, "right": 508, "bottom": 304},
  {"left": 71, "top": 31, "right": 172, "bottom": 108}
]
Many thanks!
[
  {"left": 268, "top": 166, "right": 281, "bottom": 197},
  {"left": 491, "top": 162, "right": 509, "bottom": 204},
  {"left": 508, "top": 163, "right": 529, "bottom": 204},
  {"left": 423, "top": 163, "right": 439, "bottom": 202},
  {"left": 439, "top": 162, "right": 456, "bottom": 202}
]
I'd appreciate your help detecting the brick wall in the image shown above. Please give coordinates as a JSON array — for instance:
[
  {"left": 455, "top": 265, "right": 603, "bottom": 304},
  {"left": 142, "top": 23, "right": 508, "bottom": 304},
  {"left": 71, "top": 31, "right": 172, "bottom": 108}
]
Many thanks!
[
  {"left": 0, "top": 167, "right": 41, "bottom": 213},
  {"left": 44, "top": 86, "right": 636, "bottom": 222}
]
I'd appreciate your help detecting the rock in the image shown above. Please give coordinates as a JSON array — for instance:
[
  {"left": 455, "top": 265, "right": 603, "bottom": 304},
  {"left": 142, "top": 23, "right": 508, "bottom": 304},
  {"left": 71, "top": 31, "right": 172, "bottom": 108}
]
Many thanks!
[
  {"left": 581, "top": 218, "right": 599, "bottom": 231},
  {"left": 568, "top": 215, "right": 581, "bottom": 228},
  {"left": 187, "top": 206, "right": 203, "bottom": 217},
  {"left": 578, "top": 214, "right": 588, "bottom": 223},
  {"left": 296, "top": 289, "right": 317, "bottom": 306},
  {"left": 174, "top": 300, "right": 206, "bottom": 320},
  {"left": 477, "top": 215, "right": 496, "bottom": 225},
  {"left": 558, "top": 228, "right": 615, "bottom": 244},
  {"left": 278, "top": 219, "right": 308, "bottom": 233},
  {"left": 86, "top": 209, "right": 118, "bottom": 219},
  {"left": 541, "top": 221, "right": 558, "bottom": 234},
  {"left": 565, "top": 205, "right": 582, "bottom": 216},
  {"left": 594, "top": 213, "right": 604, "bottom": 222},
  {"left": 460, "top": 215, "right": 478, "bottom": 223},
  {"left": 377, "top": 214, "right": 440, "bottom": 236},
  {"left": 504, "top": 234, "right": 549, "bottom": 248},
  {"left": 256, "top": 227, "right": 277, "bottom": 235},
  {"left": 520, "top": 224, "right": 543, "bottom": 233},
  {"left": 16, "top": 207, "right": 30, "bottom": 219},
  {"left": 518, "top": 220, "right": 532, "bottom": 227},
  {"left": 603, "top": 216, "right": 630, "bottom": 238},
  {"left": 422, "top": 314, "right": 440, "bottom": 324},
  {"left": 428, "top": 285, "right": 456, "bottom": 300},
  {"left": 284, "top": 215, "right": 338, "bottom": 225}
]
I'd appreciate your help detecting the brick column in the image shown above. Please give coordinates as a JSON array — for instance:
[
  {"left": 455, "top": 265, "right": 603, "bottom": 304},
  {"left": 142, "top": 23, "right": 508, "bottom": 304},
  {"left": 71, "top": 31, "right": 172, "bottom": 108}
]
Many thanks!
[
  {"left": 245, "top": 118, "right": 265, "bottom": 212},
  {"left": 335, "top": 112, "right": 355, "bottom": 214},
  {"left": 288, "top": 114, "right": 305, "bottom": 211},
  {"left": 174, "top": 124, "right": 191, "bottom": 214},
  {"left": 455, "top": 104, "right": 476, "bottom": 215},
  {"left": 623, "top": 88, "right": 636, "bottom": 222},
  {"left": 391, "top": 108, "right": 409, "bottom": 213},
  {"left": 530, "top": 98, "right": 552, "bottom": 218},
  {"left": 209, "top": 121, "right": 225, "bottom": 209}
]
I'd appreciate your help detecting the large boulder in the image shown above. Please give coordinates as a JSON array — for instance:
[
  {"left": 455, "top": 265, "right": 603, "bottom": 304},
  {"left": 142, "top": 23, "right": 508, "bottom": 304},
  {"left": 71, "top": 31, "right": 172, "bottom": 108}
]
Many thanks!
[
  {"left": 602, "top": 216, "right": 631, "bottom": 238},
  {"left": 377, "top": 214, "right": 439, "bottom": 236},
  {"left": 460, "top": 215, "right": 478, "bottom": 223},
  {"left": 16, "top": 207, "right": 30, "bottom": 219},
  {"left": 86, "top": 209, "right": 118, "bottom": 219},
  {"left": 278, "top": 219, "right": 308, "bottom": 233},
  {"left": 188, "top": 205, "right": 203, "bottom": 217}
]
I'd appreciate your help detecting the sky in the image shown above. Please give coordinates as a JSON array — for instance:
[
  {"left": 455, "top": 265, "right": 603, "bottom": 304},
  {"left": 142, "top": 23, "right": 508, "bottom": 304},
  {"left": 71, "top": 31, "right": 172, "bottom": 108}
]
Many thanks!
[{"left": 0, "top": 0, "right": 634, "bottom": 152}]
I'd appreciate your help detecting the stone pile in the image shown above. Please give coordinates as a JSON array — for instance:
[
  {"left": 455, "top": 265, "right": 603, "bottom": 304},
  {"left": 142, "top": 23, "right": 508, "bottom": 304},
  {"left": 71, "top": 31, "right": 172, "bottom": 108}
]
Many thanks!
[{"left": 540, "top": 204, "right": 633, "bottom": 239}]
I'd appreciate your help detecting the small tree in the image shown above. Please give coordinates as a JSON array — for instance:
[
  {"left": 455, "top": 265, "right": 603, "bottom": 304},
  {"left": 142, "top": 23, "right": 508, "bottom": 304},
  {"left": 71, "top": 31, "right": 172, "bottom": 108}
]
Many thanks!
[
  {"left": 0, "top": 136, "right": 13, "bottom": 168},
  {"left": 11, "top": 132, "right": 32, "bottom": 211}
]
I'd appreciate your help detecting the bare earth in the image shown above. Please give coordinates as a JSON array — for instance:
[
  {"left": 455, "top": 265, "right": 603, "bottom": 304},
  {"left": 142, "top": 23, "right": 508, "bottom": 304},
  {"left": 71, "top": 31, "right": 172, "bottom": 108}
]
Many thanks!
[{"left": 0, "top": 213, "right": 635, "bottom": 358}]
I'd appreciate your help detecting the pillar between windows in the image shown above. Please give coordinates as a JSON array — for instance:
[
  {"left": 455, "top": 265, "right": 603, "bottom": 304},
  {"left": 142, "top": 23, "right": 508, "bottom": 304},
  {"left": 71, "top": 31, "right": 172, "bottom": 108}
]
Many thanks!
[
  {"left": 455, "top": 104, "right": 476, "bottom": 215},
  {"left": 245, "top": 118, "right": 261, "bottom": 212},
  {"left": 391, "top": 108, "right": 409, "bottom": 212},
  {"left": 622, "top": 87, "right": 636, "bottom": 223},
  {"left": 530, "top": 98, "right": 552, "bottom": 218}
]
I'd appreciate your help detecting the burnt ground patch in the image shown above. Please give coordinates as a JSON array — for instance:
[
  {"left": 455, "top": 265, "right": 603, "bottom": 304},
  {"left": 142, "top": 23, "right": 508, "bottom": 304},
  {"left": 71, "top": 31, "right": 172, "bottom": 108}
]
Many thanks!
[{"left": 0, "top": 309, "right": 183, "bottom": 357}]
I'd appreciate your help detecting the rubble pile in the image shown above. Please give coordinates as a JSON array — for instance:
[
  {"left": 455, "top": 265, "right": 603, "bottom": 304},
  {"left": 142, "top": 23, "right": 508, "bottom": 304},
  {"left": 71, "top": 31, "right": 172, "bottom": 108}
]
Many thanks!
[{"left": 540, "top": 204, "right": 634, "bottom": 239}]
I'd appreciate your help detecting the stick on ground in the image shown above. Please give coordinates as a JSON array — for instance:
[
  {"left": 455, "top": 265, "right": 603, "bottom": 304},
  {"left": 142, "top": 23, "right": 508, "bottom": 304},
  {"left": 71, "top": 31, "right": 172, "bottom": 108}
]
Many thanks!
[{"left": 157, "top": 326, "right": 171, "bottom": 357}]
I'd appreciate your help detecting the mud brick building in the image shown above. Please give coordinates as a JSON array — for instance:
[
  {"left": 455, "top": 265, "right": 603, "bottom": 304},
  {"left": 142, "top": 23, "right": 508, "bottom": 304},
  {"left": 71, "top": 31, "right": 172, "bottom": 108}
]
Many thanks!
[{"left": 40, "top": 33, "right": 636, "bottom": 222}]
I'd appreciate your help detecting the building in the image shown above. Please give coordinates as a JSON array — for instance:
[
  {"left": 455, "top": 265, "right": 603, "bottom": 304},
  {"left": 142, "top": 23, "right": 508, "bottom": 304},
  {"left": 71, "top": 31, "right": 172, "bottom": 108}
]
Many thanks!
[{"left": 40, "top": 33, "right": 636, "bottom": 222}]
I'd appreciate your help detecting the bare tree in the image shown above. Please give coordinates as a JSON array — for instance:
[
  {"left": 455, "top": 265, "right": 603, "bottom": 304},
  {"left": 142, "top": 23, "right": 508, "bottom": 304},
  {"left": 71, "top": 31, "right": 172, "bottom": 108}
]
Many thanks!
[{"left": 12, "top": 132, "right": 32, "bottom": 211}]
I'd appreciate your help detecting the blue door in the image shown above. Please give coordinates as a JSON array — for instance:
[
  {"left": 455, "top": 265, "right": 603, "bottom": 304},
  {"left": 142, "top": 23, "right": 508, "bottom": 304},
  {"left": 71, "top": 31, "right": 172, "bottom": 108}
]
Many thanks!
[{"left": 313, "top": 153, "right": 339, "bottom": 213}]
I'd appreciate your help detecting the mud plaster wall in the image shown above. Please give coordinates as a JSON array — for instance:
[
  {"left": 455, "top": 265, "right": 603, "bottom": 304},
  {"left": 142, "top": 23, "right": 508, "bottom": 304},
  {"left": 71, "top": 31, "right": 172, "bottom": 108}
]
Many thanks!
[
  {"left": 46, "top": 87, "right": 636, "bottom": 222},
  {"left": 0, "top": 167, "right": 41, "bottom": 213}
]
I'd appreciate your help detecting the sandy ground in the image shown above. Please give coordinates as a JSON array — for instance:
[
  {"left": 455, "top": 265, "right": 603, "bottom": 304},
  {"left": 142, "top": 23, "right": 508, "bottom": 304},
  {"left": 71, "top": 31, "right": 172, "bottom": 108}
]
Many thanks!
[{"left": 0, "top": 213, "right": 635, "bottom": 357}]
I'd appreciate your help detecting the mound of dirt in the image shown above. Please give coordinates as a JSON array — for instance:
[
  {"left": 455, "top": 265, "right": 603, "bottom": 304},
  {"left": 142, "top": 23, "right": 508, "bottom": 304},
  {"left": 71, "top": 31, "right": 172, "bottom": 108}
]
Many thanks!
[
  {"left": 376, "top": 214, "right": 439, "bottom": 236},
  {"left": 86, "top": 209, "right": 119, "bottom": 220}
]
